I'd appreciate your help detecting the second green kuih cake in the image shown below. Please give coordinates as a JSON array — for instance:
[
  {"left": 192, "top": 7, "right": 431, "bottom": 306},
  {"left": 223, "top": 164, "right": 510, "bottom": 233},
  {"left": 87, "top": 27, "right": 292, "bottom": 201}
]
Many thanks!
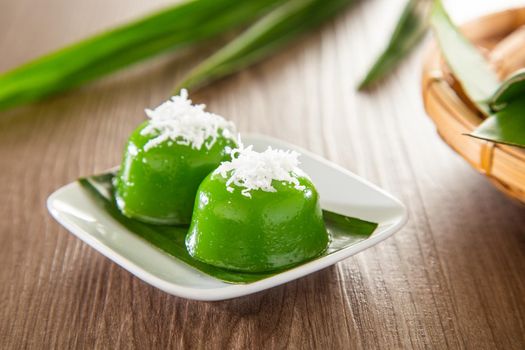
[
  {"left": 114, "top": 90, "right": 238, "bottom": 225},
  {"left": 186, "top": 146, "right": 329, "bottom": 272}
]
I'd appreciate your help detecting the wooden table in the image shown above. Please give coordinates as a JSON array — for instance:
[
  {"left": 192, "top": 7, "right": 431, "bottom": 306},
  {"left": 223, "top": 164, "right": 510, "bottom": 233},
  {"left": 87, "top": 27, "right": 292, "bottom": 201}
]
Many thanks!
[{"left": 1, "top": 1, "right": 524, "bottom": 348}]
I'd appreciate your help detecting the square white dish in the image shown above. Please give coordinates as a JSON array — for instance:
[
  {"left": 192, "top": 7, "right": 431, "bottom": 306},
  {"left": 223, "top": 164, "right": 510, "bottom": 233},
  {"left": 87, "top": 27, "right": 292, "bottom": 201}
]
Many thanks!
[{"left": 47, "top": 134, "right": 407, "bottom": 301}]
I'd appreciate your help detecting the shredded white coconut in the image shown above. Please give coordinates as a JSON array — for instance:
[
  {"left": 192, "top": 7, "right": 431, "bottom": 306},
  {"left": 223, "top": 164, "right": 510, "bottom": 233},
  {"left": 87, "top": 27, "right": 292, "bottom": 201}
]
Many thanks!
[
  {"left": 213, "top": 145, "right": 307, "bottom": 198},
  {"left": 140, "top": 89, "right": 237, "bottom": 151}
]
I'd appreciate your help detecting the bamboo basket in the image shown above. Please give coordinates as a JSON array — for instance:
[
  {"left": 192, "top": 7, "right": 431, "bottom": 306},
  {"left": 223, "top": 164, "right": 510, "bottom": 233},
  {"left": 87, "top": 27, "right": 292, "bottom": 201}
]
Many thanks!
[{"left": 422, "top": 7, "right": 525, "bottom": 204}]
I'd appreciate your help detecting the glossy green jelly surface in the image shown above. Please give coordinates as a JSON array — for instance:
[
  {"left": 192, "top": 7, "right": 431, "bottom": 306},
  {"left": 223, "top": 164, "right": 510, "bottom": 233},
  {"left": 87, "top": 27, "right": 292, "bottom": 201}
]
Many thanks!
[
  {"left": 115, "top": 122, "right": 237, "bottom": 225},
  {"left": 186, "top": 173, "right": 329, "bottom": 273}
]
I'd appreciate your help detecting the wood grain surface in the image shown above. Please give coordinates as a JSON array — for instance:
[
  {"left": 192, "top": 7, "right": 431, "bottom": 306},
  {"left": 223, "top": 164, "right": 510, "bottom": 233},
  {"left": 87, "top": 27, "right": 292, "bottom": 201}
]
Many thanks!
[{"left": 1, "top": 0, "right": 524, "bottom": 349}]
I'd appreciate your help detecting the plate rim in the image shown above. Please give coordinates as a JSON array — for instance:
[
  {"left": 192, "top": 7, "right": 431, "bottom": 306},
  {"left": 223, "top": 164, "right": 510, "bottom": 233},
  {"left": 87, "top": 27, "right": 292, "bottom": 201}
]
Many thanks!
[{"left": 47, "top": 134, "right": 408, "bottom": 301}]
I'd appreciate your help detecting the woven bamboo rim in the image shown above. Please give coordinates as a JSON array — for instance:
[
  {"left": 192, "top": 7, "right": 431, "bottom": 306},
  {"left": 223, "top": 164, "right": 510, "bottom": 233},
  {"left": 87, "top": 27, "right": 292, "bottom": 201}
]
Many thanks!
[{"left": 422, "top": 7, "right": 525, "bottom": 204}]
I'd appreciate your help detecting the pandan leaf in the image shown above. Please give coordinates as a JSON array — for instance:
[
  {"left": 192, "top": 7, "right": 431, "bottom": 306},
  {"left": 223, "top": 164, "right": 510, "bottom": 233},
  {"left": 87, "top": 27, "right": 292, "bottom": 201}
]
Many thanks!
[
  {"left": 430, "top": 0, "right": 500, "bottom": 115},
  {"left": 470, "top": 99, "right": 525, "bottom": 148},
  {"left": 322, "top": 210, "right": 377, "bottom": 238},
  {"left": 357, "top": 0, "right": 432, "bottom": 90},
  {"left": 79, "top": 172, "right": 377, "bottom": 284},
  {"left": 175, "top": 0, "right": 356, "bottom": 92},
  {"left": 0, "top": 0, "right": 282, "bottom": 111},
  {"left": 490, "top": 68, "right": 525, "bottom": 111}
]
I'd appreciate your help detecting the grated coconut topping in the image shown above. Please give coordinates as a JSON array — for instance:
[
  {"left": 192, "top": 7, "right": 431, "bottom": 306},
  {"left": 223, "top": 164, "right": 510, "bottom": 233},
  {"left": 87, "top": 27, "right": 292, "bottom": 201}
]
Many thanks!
[
  {"left": 140, "top": 89, "right": 237, "bottom": 151},
  {"left": 213, "top": 145, "right": 307, "bottom": 198}
]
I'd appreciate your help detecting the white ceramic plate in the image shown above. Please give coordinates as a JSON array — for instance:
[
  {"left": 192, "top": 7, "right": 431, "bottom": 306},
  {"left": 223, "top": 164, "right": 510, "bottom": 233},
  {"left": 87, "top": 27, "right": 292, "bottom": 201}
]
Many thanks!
[{"left": 47, "top": 134, "right": 407, "bottom": 301}]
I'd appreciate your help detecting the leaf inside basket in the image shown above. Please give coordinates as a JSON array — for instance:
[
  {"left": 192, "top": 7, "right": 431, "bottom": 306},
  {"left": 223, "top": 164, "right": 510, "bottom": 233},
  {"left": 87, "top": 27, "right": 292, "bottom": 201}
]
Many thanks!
[
  {"left": 490, "top": 69, "right": 525, "bottom": 111},
  {"left": 470, "top": 99, "right": 525, "bottom": 148},
  {"left": 431, "top": 0, "right": 525, "bottom": 148},
  {"left": 430, "top": 0, "right": 500, "bottom": 115}
]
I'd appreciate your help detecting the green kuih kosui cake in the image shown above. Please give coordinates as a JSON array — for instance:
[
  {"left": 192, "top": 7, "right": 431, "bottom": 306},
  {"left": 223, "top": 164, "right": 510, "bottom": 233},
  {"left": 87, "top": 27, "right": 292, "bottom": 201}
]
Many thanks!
[
  {"left": 186, "top": 146, "right": 329, "bottom": 272},
  {"left": 114, "top": 89, "right": 238, "bottom": 225}
]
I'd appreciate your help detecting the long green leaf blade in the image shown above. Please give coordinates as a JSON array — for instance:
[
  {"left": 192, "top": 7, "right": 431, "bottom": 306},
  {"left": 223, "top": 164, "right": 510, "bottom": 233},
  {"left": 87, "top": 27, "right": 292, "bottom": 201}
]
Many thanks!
[
  {"left": 469, "top": 99, "right": 525, "bottom": 148},
  {"left": 430, "top": 0, "right": 500, "bottom": 115},
  {"left": 175, "top": 0, "right": 356, "bottom": 92},
  {"left": 490, "top": 68, "right": 525, "bottom": 111},
  {"left": 0, "top": 0, "right": 281, "bottom": 111},
  {"left": 357, "top": 0, "right": 432, "bottom": 90}
]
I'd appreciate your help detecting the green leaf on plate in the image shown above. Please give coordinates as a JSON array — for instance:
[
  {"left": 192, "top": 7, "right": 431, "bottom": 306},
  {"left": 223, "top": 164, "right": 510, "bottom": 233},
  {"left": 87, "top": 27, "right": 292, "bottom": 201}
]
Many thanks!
[
  {"left": 79, "top": 172, "right": 378, "bottom": 284},
  {"left": 470, "top": 98, "right": 525, "bottom": 148},
  {"left": 0, "top": 0, "right": 282, "bottom": 111},
  {"left": 323, "top": 210, "right": 377, "bottom": 238},
  {"left": 490, "top": 68, "right": 525, "bottom": 111},
  {"left": 357, "top": 0, "right": 432, "bottom": 90},
  {"left": 175, "top": 0, "right": 356, "bottom": 92},
  {"left": 430, "top": 0, "right": 500, "bottom": 115}
]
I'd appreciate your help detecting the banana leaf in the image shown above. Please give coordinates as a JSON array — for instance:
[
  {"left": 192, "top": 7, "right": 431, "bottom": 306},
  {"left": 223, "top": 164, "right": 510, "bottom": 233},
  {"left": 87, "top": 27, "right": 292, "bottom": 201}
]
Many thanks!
[
  {"left": 357, "top": 0, "right": 432, "bottom": 90},
  {"left": 79, "top": 172, "right": 377, "bottom": 284},
  {"left": 0, "top": 0, "right": 282, "bottom": 111},
  {"left": 175, "top": 0, "right": 356, "bottom": 92}
]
